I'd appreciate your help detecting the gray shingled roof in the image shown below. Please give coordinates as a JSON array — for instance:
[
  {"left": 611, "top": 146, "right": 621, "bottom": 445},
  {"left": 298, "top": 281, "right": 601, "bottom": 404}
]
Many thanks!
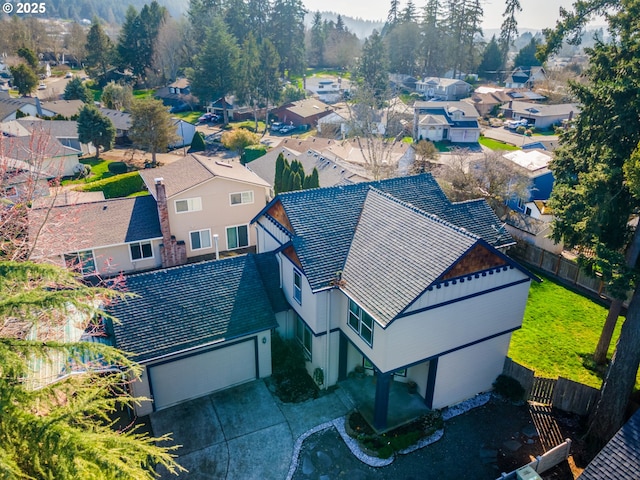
[
  {"left": 108, "top": 254, "right": 280, "bottom": 362},
  {"left": 261, "top": 173, "right": 512, "bottom": 292},
  {"left": 579, "top": 409, "right": 640, "bottom": 480},
  {"left": 341, "top": 189, "right": 478, "bottom": 326},
  {"left": 30, "top": 195, "right": 161, "bottom": 258}
]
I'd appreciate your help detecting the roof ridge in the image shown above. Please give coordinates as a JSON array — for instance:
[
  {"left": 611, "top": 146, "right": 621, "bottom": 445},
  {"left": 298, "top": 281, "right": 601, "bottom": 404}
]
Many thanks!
[
  {"left": 121, "top": 254, "right": 250, "bottom": 281},
  {"left": 367, "top": 187, "right": 479, "bottom": 241},
  {"left": 31, "top": 194, "right": 148, "bottom": 212}
]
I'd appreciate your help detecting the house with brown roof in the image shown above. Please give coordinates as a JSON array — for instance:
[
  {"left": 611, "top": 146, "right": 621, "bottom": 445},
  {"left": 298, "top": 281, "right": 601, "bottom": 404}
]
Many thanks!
[
  {"left": 270, "top": 98, "right": 334, "bottom": 128},
  {"left": 139, "top": 154, "right": 271, "bottom": 261}
]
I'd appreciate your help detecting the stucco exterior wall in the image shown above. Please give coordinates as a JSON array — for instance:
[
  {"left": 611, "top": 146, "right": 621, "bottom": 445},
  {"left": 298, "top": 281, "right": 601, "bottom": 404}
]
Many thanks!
[
  {"left": 167, "top": 178, "right": 268, "bottom": 257},
  {"left": 90, "top": 240, "right": 163, "bottom": 276},
  {"left": 431, "top": 333, "right": 512, "bottom": 409}
]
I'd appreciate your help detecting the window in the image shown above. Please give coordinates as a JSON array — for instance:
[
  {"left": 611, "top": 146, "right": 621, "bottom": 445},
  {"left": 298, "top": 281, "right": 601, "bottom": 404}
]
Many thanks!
[
  {"left": 189, "top": 229, "right": 211, "bottom": 250},
  {"left": 230, "top": 191, "right": 254, "bottom": 205},
  {"left": 175, "top": 197, "right": 202, "bottom": 213},
  {"left": 296, "top": 315, "right": 312, "bottom": 360},
  {"left": 348, "top": 299, "right": 374, "bottom": 346},
  {"left": 64, "top": 250, "right": 96, "bottom": 275},
  {"left": 293, "top": 269, "right": 302, "bottom": 304},
  {"left": 129, "top": 241, "right": 153, "bottom": 261},
  {"left": 226, "top": 225, "right": 249, "bottom": 250}
]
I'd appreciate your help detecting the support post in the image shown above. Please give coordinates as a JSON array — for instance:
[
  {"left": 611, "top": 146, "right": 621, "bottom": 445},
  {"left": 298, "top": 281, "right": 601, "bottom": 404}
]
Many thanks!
[{"left": 373, "top": 371, "right": 391, "bottom": 431}]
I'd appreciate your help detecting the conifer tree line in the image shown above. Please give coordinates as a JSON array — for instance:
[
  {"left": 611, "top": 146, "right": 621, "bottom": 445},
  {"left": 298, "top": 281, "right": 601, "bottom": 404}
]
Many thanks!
[{"left": 274, "top": 153, "right": 319, "bottom": 194}]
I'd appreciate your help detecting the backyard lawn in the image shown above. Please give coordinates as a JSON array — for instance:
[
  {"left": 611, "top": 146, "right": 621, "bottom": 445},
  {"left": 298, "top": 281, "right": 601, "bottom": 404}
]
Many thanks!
[
  {"left": 509, "top": 273, "right": 640, "bottom": 390},
  {"left": 479, "top": 137, "right": 520, "bottom": 151}
]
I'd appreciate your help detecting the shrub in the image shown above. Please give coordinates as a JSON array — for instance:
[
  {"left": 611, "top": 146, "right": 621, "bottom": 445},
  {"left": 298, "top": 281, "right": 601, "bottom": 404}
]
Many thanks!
[
  {"left": 493, "top": 374, "right": 525, "bottom": 402},
  {"left": 516, "top": 126, "right": 526, "bottom": 134},
  {"left": 107, "top": 161, "right": 128, "bottom": 174},
  {"left": 242, "top": 145, "right": 267, "bottom": 164},
  {"left": 76, "top": 172, "right": 145, "bottom": 199},
  {"left": 188, "top": 131, "right": 206, "bottom": 153},
  {"left": 270, "top": 332, "right": 318, "bottom": 403}
]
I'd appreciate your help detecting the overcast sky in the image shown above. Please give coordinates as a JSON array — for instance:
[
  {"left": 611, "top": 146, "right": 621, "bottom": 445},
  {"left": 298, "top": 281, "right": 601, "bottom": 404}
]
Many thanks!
[{"left": 302, "top": 0, "right": 584, "bottom": 31}]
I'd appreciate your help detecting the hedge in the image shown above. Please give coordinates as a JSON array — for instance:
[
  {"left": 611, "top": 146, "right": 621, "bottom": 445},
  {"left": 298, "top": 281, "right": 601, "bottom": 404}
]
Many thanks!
[
  {"left": 107, "top": 161, "right": 128, "bottom": 174},
  {"left": 75, "top": 172, "right": 145, "bottom": 199}
]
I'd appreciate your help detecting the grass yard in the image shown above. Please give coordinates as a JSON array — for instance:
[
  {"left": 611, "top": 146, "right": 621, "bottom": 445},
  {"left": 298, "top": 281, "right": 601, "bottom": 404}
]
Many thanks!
[
  {"left": 479, "top": 137, "right": 520, "bottom": 151},
  {"left": 509, "top": 273, "right": 640, "bottom": 389},
  {"left": 173, "top": 110, "right": 204, "bottom": 124},
  {"left": 60, "top": 158, "right": 114, "bottom": 186},
  {"left": 133, "top": 89, "right": 155, "bottom": 100}
]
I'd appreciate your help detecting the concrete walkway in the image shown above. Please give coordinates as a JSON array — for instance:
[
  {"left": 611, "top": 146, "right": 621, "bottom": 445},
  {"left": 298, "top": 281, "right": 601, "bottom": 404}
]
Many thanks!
[{"left": 150, "top": 380, "right": 350, "bottom": 480}]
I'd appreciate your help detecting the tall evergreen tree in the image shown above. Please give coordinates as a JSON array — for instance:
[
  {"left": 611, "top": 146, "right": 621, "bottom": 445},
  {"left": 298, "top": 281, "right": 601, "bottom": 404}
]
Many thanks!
[
  {"left": 258, "top": 38, "right": 283, "bottom": 128},
  {"left": 270, "top": 0, "right": 307, "bottom": 77},
  {"left": 499, "top": 0, "right": 522, "bottom": 69},
  {"left": 513, "top": 38, "right": 541, "bottom": 68},
  {"left": 401, "top": 0, "right": 417, "bottom": 23},
  {"left": 386, "top": 0, "right": 401, "bottom": 29},
  {"left": 188, "top": 16, "right": 239, "bottom": 124},
  {"left": 85, "top": 19, "right": 114, "bottom": 79},
  {"left": 478, "top": 35, "right": 503, "bottom": 80},
  {"left": 17, "top": 46, "right": 38, "bottom": 70},
  {"left": 77, "top": 104, "right": 116, "bottom": 159},
  {"left": 63, "top": 76, "right": 92, "bottom": 103},
  {"left": 247, "top": 0, "right": 272, "bottom": 42},
  {"left": 356, "top": 30, "right": 389, "bottom": 104},
  {"left": 8, "top": 64, "right": 37, "bottom": 96},
  {"left": 309, "top": 11, "right": 326, "bottom": 67},
  {"left": 0, "top": 261, "right": 183, "bottom": 479},
  {"left": 539, "top": 0, "right": 640, "bottom": 451},
  {"left": 274, "top": 153, "right": 285, "bottom": 194},
  {"left": 128, "top": 97, "right": 179, "bottom": 165},
  {"left": 420, "top": 0, "right": 445, "bottom": 76},
  {"left": 224, "top": 0, "right": 250, "bottom": 40},
  {"left": 291, "top": 171, "right": 302, "bottom": 191}
]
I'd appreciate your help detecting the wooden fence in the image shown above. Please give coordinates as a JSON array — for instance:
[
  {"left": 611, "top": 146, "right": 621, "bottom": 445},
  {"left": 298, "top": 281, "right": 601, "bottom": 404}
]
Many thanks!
[
  {"left": 496, "top": 439, "right": 573, "bottom": 480},
  {"left": 503, "top": 358, "right": 600, "bottom": 416}
]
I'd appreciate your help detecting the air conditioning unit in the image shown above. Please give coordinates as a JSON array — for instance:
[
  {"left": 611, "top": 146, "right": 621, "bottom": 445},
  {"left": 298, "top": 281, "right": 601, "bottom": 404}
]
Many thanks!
[{"left": 516, "top": 466, "right": 542, "bottom": 480}]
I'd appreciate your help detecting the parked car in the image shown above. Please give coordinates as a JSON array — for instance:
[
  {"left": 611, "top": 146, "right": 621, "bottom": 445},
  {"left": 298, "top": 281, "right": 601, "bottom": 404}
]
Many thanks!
[
  {"left": 270, "top": 122, "right": 283, "bottom": 132},
  {"left": 505, "top": 119, "right": 528, "bottom": 130},
  {"left": 279, "top": 125, "right": 296, "bottom": 134},
  {"left": 65, "top": 72, "right": 73, "bottom": 78},
  {"left": 38, "top": 83, "right": 46, "bottom": 90},
  {"left": 198, "top": 112, "right": 220, "bottom": 124}
]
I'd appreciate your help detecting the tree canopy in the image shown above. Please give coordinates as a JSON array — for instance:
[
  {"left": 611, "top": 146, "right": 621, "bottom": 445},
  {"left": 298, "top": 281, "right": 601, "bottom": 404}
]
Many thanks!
[
  {"left": 0, "top": 261, "right": 183, "bottom": 478},
  {"left": 128, "top": 97, "right": 179, "bottom": 165},
  {"left": 77, "top": 105, "right": 116, "bottom": 159},
  {"left": 63, "top": 77, "right": 92, "bottom": 103},
  {"left": 9, "top": 64, "right": 38, "bottom": 96}
]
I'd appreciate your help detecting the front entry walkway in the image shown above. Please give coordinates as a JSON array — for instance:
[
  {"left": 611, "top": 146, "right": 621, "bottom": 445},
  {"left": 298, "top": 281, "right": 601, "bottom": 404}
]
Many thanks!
[{"left": 339, "top": 376, "right": 430, "bottom": 433}]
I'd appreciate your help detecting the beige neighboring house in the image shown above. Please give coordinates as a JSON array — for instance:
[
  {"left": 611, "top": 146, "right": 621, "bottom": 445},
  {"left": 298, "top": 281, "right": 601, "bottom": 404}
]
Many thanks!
[
  {"left": 30, "top": 195, "right": 164, "bottom": 277},
  {"left": 139, "top": 154, "right": 271, "bottom": 260}
]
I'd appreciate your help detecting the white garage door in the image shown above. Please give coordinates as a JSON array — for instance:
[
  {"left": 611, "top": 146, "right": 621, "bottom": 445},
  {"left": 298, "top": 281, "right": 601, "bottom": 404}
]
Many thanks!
[{"left": 149, "top": 339, "right": 256, "bottom": 410}]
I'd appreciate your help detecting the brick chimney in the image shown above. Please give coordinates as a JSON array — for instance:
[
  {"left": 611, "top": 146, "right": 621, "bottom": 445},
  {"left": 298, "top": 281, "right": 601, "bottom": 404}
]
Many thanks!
[{"left": 155, "top": 178, "right": 186, "bottom": 268}]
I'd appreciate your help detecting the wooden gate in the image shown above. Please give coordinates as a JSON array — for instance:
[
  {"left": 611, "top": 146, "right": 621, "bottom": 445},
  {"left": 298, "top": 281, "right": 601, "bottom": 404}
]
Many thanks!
[{"left": 529, "top": 377, "right": 556, "bottom": 405}]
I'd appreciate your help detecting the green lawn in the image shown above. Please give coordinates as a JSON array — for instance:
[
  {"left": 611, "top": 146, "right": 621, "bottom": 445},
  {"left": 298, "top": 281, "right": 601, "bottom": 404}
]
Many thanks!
[
  {"left": 479, "top": 137, "right": 520, "bottom": 151},
  {"left": 173, "top": 110, "right": 204, "bottom": 124},
  {"left": 509, "top": 273, "right": 639, "bottom": 389},
  {"left": 60, "top": 158, "right": 114, "bottom": 186},
  {"left": 133, "top": 89, "right": 155, "bottom": 99}
]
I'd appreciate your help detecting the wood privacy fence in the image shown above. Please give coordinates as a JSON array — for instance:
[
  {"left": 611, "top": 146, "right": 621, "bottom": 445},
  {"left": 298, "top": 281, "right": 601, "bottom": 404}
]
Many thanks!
[
  {"left": 511, "top": 243, "right": 633, "bottom": 305},
  {"left": 503, "top": 358, "right": 600, "bottom": 416},
  {"left": 496, "top": 439, "right": 573, "bottom": 480}
]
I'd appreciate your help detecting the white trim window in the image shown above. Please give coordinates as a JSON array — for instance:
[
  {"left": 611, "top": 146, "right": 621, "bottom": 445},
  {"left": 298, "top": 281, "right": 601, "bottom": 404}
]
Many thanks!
[
  {"left": 348, "top": 299, "right": 374, "bottom": 346},
  {"left": 296, "top": 315, "right": 312, "bottom": 360},
  {"left": 129, "top": 241, "right": 153, "bottom": 261},
  {"left": 230, "top": 191, "right": 254, "bottom": 206},
  {"left": 63, "top": 250, "right": 96, "bottom": 275},
  {"left": 189, "top": 229, "right": 212, "bottom": 250},
  {"left": 175, "top": 197, "right": 202, "bottom": 213},
  {"left": 226, "top": 224, "right": 249, "bottom": 250},
  {"left": 293, "top": 269, "right": 302, "bottom": 304}
]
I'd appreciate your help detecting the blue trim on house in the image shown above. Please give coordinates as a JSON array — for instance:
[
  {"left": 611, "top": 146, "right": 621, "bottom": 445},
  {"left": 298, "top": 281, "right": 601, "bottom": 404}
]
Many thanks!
[
  {"left": 147, "top": 336, "right": 259, "bottom": 412},
  {"left": 373, "top": 371, "right": 392, "bottom": 430},
  {"left": 395, "top": 277, "right": 531, "bottom": 319},
  {"left": 263, "top": 213, "right": 292, "bottom": 236},
  {"left": 295, "top": 311, "right": 340, "bottom": 338},
  {"left": 424, "top": 357, "right": 438, "bottom": 409}
]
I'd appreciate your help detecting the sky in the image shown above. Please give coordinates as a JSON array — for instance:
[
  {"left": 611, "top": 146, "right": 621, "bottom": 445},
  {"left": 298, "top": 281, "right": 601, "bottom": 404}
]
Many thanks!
[{"left": 302, "top": 0, "right": 583, "bottom": 31}]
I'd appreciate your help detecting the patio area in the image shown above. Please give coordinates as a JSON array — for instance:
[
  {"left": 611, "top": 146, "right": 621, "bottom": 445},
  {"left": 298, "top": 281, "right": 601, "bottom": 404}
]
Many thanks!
[{"left": 339, "top": 375, "right": 430, "bottom": 433}]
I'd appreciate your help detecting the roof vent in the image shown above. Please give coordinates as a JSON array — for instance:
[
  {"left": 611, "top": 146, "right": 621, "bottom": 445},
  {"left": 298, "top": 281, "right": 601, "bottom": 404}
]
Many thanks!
[{"left": 215, "top": 160, "right": 233, "bottom": 168}]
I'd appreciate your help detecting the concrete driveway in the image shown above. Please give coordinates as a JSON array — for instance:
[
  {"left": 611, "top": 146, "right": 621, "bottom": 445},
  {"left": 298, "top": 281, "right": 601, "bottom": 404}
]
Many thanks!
[{"left": 150, "top": 380, "right": 349, "bottom": 480}]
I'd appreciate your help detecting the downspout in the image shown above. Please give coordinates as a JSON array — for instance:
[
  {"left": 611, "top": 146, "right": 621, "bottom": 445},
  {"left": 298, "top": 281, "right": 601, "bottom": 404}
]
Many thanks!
[{"left": 325, "top": 289, "right": 331, "bottom": 389}]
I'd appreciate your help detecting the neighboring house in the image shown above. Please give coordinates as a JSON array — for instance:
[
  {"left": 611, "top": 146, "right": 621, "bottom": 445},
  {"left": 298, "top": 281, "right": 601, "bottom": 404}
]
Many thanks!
[
  {"left": 155, "top": 78, "right": 196, "bottom": 112},
  {"left": 0, "top": 127, "right": 81, "bottom": 177},
  {"left": 246, "top": 143, "right": 369, "bottom": 190},
  {"left": 0, "top": 96, "right": 27, "bottom": 122},
  {"left": 316, "top": 108, "right": 350, "bottom": 137},
  {"left": 98, "top": 108, "right": 195, "bottom": 148},
  {"left": 108, "top": 253, "right": 285, "bottom": 415},
  {"left": 304, "top": 76, "right": 350, "bottom": 104},
  {"left": 463, "top": 87, "right": 513, "bottom": 117},
  {"left": 30, "top": 195, "right": 164, "bottom": 277},
  {"left": 16, "top": 118, "right": 95, "bottom": 155},
  {"left": 579, "top": 409, "right": 640, "bottom": 480},
  {"left": 252, "top": 174, "right": 533, "bottom": 430},
  {"left": 413, "top": 101, "right": 481, "bottom": 143},
  {"left": 500, "top": 101, "right": 580, "bottom": 130},
  {"left": 504, "top": 66, "right": 547, "bottom": 89},
  {"left": 502, "top": 149, "right": 555, "bottom": 214},
  {"left": 270, "top": 98, "right": 334, "bottom": 128},
  {"left": 99, "top": 108, "right": 132, "bottom": 145},
  {"left": 504, "top": 209, "right": 562, "bottom": 254},
  {"left": 415, "top": 77, "right": 471, "bottom": 101},
  {"left": 19, "top": 99, "right": 85, "bottom": 119},
  {"left": 139, "top": 154, "right": 270, "bottom": 261},
  {"left": 388, "top": 73, "right": 418, "bottom": 91},
  {"left": 206, "top": 96, "right": 238, "bottom": 120}
]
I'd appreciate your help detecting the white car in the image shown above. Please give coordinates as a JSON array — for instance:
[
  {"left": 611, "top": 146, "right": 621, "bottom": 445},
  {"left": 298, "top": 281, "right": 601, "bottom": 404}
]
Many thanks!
[
  {"left": 38, "top": 83, "right": 46, "bottom": 90},
  {"left": 65, "top": 72, "right": 73, "bottom": 78}
]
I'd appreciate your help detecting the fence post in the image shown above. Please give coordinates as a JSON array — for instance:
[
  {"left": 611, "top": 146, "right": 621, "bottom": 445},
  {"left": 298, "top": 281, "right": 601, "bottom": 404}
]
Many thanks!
[{"left": 555, "top": 255, "right": 561, "bottom": 275}]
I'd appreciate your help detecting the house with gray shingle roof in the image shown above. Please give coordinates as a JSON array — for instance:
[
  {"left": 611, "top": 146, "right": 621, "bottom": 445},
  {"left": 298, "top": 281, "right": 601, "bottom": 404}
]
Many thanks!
[
  {"left": 413, "top": 101, "right": 481, "bottom": 143},
  {"left": 107, "top": 253, "right": 285, "bottom": 415},
  {"left": 252, "top": 173, "right": 536, "bottom": 430},
  {"left": 500, "top": 100, "right": 580, "bottom": 130}
]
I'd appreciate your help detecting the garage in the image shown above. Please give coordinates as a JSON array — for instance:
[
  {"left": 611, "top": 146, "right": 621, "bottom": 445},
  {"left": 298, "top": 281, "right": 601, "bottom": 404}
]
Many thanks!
[{"left": 149, "top": 338, "right": 257, "bottom": 411}]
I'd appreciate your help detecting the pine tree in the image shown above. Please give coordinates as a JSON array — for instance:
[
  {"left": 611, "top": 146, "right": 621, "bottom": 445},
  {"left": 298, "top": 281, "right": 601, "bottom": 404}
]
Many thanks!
[
  {"left": 63, "top": 77, "right": 92, "bottom": 103},
  {"left": 291, "top": 171, "right": 302, "bottom": 191},
  {"left": 188, "top": 131, "right": 206, "bottom": 153},
  {"left": 9, "top": 64, "right": 38, "bottom": 96},
  {"left": 478, "top": 35, "right": 503, "bottom": 81},
  {"left": 85, "top": 18, "right": 114, "bottom": 79},
  {"left": 420, "top": 0, "right": 444, "bottom": 76},
  {"left": 282, "top": 163, "right": 293, "bottom": 192},
  {"left": 270, "top": 0, "right": 307, "bottom": 77},
  {"left": 77, "top": 105, "right": 116, "bottom": 159},
  {"left": 499, "top": 0, "right": 522, "bottom": 68},
  {"left": 513, "top": 38, "right": 541, "bottom": 68},
  {"left": 0, "top": 261, "right": 184, "bottom": 479},
  {"left": 274, "top": 153, "right": 285, "bottom": 194},
  {"left": 129, "top": 97, "right": 180, "bottom": 165},
  {"left": 356, "top": 30, "right": 389, "bottom": 105},
  {"left": 310, "top": 11, "right": 326, "bottom": 67}
]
